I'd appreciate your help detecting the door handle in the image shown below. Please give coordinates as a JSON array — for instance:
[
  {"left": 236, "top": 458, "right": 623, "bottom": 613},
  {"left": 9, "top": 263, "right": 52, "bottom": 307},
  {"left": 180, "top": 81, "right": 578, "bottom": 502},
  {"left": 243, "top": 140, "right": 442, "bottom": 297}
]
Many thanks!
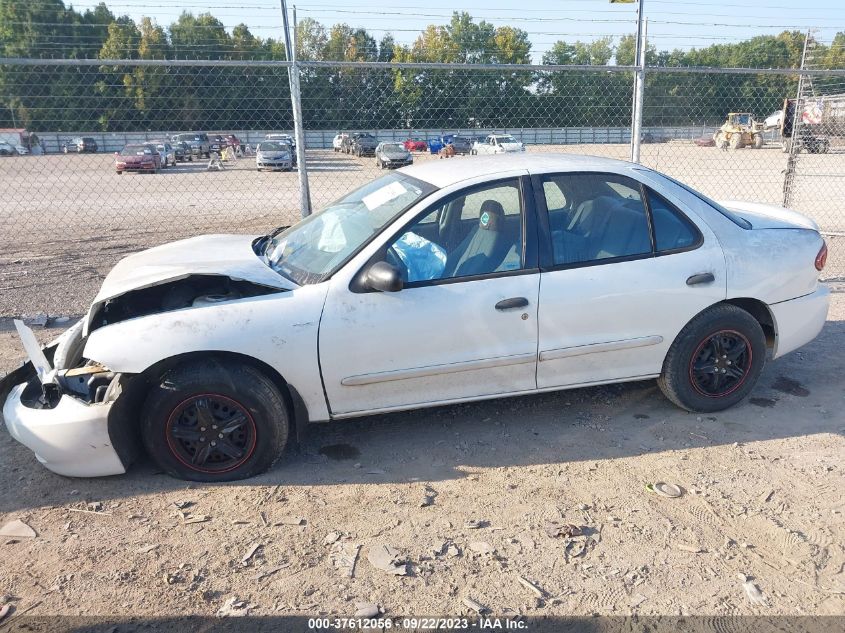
[
  {"left": 686, "top": 272, "right": 715, "bottom": 286},
  {"left": 495, "top": 297, "right": 529, "bottom": 310}
]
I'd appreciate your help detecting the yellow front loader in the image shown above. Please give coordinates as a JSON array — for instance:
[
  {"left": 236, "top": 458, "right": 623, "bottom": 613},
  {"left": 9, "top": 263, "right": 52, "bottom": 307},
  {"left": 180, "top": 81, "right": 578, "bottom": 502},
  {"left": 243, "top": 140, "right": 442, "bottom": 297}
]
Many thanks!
[{"left": 714, "top": 113, "right": 765, "bottom": 149}]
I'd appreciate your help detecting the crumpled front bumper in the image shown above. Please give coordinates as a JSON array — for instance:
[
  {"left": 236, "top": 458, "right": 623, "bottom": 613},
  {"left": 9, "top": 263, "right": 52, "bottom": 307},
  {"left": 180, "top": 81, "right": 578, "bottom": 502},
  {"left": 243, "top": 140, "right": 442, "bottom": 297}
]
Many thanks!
[{"left": 2, "top": 372, "right": 126, "bottom": 477}]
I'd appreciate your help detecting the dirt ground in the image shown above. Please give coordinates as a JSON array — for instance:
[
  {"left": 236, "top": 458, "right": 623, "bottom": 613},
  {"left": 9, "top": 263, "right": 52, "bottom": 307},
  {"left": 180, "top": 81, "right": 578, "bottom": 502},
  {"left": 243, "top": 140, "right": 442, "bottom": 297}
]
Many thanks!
[
  {"left": 2, "top": 142, "right": 843, "bottom": 317},
  {"left": 0, "top": 286, "right": 843, "bottom": 625}
]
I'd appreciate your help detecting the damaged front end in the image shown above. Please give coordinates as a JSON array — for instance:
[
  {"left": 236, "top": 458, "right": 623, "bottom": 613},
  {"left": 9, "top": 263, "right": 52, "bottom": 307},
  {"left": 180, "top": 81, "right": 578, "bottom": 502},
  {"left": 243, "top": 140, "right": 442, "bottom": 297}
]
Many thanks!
[{"left": 1, "top": 320, "right": 135, "bottom": 477}]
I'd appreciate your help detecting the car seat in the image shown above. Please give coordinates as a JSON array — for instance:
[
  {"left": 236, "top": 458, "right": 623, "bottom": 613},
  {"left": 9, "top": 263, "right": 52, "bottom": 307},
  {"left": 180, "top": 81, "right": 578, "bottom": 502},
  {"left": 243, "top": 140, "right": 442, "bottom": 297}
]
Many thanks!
[{"left": 443, "top": 200, "right": 511, "bottom": 277}]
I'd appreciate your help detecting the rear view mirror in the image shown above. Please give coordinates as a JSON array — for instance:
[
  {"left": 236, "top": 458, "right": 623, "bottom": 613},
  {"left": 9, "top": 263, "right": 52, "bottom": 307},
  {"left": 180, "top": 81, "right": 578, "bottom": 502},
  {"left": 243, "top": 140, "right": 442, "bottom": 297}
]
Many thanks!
[{"left": 365, "top": 261, "right": 403, "bottom": 292}]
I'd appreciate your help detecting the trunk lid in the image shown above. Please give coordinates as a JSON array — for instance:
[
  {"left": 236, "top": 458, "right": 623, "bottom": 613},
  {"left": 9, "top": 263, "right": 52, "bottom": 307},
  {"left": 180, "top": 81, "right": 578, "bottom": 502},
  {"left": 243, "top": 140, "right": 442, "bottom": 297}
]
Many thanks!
[{"left": 718, "top": 200, "right": 819, "bottom": 231}]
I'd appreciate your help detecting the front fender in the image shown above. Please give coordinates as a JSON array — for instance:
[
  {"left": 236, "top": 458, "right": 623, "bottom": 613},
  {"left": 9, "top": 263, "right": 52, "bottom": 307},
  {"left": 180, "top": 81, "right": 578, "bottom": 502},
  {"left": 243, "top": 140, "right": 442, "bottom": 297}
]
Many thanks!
[{"left": 83, "top": 283, "right": 331, "bottom": 421}]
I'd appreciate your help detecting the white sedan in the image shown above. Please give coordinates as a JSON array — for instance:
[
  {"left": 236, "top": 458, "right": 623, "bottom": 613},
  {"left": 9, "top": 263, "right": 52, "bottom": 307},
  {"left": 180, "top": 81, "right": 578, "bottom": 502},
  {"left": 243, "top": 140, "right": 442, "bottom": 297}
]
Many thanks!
[
  {"left": 471, "top": 134, "right": 525, "bottom": 155},
  {"left": 1, "top": 155, "right": 830, "bottom": 481}
]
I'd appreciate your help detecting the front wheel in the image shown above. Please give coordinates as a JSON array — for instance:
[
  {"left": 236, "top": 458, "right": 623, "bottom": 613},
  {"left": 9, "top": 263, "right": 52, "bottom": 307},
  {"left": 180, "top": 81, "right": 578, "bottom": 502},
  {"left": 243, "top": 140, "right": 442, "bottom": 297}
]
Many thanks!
[
  {"left": 658, "top": 304, "right": 766, "bottom": 413},
  {"left": 141, "top": 361, "right": 289, "bottom": 482}
]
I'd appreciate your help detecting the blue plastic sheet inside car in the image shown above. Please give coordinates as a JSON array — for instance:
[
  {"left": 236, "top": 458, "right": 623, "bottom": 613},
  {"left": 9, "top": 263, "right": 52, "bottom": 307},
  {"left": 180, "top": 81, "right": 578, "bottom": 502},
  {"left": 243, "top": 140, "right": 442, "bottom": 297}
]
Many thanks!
[{"left": 392, "top": 232, "right": 447, "bottom": 282}]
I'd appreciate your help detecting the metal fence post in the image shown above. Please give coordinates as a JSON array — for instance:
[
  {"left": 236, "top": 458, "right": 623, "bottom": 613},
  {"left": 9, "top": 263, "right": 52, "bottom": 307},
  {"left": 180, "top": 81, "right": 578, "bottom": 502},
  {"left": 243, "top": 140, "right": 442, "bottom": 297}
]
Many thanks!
[
  {"left": 782, "top": 29, "right": 811, "bottom": 209},
  {"left": 281, "top": 1, "right": 312, "bottom": 218},
  {"left": 631, "top": 13, "right": 647, "bottom": 164}
]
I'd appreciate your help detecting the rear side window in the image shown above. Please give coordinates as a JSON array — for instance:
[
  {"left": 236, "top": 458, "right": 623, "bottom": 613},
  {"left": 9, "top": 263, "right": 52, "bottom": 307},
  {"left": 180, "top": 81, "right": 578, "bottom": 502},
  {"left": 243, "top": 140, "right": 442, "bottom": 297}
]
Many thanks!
[
  {"left": 647, "top": 190, "right": 702, "bottom": 252},
  {"left": 541, "top": 173, "right": 652, "bottom": 266}
]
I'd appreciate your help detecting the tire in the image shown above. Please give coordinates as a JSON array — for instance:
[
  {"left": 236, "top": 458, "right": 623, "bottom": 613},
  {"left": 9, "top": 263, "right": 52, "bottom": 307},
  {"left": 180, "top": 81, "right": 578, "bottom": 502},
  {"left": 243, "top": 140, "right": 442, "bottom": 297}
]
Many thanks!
[
  {"left": 729, "top": 134, "right": 742, "bottom": 150},
  {"left": 782, "top": 139, "right": 791, "bottom": 153},
  {"left": 658, "top": 304, "right": 766, "bottom": 413},
  {"left": 116, "top": 171, "right": 123, "bottom": 175},
  {"left": 141, "top": 361, "right": 289, "bottom": 482},
  {"left": 753, "top": 134, "right": 763, "bottom": 149},
  {"left": 63, "top": 146, "right": 68, "bottom": 154}
]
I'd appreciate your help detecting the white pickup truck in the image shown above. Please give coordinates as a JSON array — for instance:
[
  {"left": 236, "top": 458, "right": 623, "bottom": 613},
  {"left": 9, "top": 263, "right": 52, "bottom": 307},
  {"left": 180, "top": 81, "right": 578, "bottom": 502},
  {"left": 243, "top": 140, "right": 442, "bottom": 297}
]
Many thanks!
[{"left": 471, "top": 134, "right": 525, "bottom": 155}]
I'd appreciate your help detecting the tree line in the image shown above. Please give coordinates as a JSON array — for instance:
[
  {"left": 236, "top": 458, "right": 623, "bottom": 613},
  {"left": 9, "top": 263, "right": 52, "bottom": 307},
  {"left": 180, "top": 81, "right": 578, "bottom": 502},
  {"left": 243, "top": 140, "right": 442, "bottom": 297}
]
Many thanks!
[{"left": 1, "top": 0, "right": 843, "bottom": 133}]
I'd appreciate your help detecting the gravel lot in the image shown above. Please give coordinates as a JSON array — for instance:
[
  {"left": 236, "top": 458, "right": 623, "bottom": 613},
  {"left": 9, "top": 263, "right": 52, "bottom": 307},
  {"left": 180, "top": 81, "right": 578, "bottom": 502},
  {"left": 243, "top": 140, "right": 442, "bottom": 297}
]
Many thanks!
[
  {"left": 0, "top": 287, "right": 843, "bottom": 623},
  {"left": 1, "top": 142, "right": 843, "bottom": 317}
]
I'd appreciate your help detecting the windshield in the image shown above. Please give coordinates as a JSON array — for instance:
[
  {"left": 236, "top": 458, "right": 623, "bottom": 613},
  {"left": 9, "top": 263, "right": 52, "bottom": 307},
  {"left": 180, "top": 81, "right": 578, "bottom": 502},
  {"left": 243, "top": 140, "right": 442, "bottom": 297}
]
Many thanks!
[
  {"left": 382, "top": 143, "right": 404, "bottom": 152},
  {"left": 122, "top": 145, "right": 151, "bottom": 155},
  {"left": 498, "top": 135, "right": 517, "bottom": 143},
  {"left": 263, "top": 172, "right": 436, "bottom": 285},
  {"left": 259, "top": 141, "right": 289, "bottom": 152}
]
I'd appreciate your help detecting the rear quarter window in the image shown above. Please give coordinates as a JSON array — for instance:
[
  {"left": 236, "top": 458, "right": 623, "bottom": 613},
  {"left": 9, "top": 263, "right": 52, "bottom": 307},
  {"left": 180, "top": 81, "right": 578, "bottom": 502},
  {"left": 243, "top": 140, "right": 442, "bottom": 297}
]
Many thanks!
[{"left": 646, "top": 189, "right": 703, "bottom": 252}]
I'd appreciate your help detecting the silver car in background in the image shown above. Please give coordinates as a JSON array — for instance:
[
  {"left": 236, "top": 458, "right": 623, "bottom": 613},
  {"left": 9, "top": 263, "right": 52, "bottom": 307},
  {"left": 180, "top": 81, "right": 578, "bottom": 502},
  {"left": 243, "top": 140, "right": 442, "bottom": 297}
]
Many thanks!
[
  {"left": 375, "top": 142, "right": 413, "bottom": 169},
  {"left": 150, "top": 141, "right": 176, "bottom": 167},
  {"left": 256, "top": 140, "right": 293, "bottom": 171}
]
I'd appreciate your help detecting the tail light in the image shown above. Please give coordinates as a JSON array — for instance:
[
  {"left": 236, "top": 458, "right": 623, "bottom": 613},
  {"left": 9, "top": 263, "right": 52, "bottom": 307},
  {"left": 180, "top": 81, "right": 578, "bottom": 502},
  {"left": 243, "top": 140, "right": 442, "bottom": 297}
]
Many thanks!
[{"left": 815, "top": 240, "right": 828, "bottom": 271}]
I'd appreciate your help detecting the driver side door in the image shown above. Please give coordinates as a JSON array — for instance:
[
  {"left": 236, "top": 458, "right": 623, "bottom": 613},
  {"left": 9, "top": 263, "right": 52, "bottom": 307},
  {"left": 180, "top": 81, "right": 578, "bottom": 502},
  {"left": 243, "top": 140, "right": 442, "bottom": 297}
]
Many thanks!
[{"left": 318, "top": 177, "right": 541, "bottom": 417}]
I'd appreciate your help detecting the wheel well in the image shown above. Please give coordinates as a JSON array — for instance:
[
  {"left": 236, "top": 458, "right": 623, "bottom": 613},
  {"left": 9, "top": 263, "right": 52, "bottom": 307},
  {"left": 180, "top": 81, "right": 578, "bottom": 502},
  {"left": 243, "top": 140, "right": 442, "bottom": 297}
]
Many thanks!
[
  {"left": 723, "top": 298, "right": 776, "bottom": 352},
  {"left": 111, "top": 351, "right": 308, "bottom": 468}
]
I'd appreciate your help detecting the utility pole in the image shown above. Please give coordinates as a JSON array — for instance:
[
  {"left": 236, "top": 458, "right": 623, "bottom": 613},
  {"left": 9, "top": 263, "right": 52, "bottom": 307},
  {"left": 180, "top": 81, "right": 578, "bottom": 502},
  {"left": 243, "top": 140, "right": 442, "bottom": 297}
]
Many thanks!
[
  {"left": 280, "top": 0, "right": 312, "bottom": 217},
  {"left": 630, "top": 3, "right": 646, "bottom": 163}
]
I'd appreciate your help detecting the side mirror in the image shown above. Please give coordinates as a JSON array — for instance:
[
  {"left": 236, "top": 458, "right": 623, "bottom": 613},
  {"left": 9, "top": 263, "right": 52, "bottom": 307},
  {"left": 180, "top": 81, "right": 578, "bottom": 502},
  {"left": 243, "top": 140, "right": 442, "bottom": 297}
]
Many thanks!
[{"left": 365, "top": 261, "right": 403, "bottom": 292}]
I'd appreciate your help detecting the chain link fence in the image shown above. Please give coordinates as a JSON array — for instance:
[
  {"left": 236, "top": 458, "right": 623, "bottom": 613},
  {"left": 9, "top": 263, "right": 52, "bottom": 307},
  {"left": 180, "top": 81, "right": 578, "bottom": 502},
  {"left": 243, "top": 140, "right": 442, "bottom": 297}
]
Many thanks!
[{"left": 0, "top": 58, "right": 843, "bottom": 317}]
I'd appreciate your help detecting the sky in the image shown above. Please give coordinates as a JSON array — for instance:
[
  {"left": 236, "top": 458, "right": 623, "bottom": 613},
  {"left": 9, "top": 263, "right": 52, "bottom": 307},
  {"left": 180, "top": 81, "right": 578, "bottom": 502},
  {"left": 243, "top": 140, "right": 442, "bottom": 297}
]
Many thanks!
[{"left": 68, "top": 0, "right": 845, "bottom": 63}]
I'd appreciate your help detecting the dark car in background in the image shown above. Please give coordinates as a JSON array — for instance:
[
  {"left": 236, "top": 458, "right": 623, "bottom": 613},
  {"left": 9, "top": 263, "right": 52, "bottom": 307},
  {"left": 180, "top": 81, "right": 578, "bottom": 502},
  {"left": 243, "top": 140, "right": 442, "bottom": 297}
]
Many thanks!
[
  {"left": 115, "top": 143, "right": 162, "bottom": 174},
  {"left": 172, "top": 141, "right": 193, "bottom": 162},
  {"left": 428, "top": 134, "right": 472, "bottom": 155},
  {"left": 447, "top": 135, "right": 473, "bottom": 154},
  {"left": 62, "top": 137, "right": 98, "bottom": 153},
  {"left": 375, "top": 142, "right": 413, "bottom": 169},
  {"left": 171, "top": 133, "right": 210, "bottom": 158},
  {"left": 348, "top": 132, "right": 378, "bottom": 157},
  {"left": 208, "top": 134, "right": 228, "bottom": 154}
]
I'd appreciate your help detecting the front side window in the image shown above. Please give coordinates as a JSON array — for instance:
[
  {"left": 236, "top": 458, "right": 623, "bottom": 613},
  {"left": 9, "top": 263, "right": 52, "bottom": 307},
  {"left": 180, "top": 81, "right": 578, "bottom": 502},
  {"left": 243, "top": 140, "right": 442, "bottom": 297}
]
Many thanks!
[
  {"left": 385, "top": 179, "right": 524, "bottom": 284},
  {"left": 263, "top": 173, "right": 435, "bottom": 285},
  {"left": 542, "top": 173, "right": 652, "bottom": 266}
]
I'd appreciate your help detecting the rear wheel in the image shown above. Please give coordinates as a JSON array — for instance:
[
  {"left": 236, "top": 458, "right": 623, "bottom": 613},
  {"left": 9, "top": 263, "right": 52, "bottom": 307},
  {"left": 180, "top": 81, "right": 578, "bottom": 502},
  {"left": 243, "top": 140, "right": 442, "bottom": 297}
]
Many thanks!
[
  {"left": 141, "top": 361, "right": 289, "bottom": 481},
  {"left": 658, "top": 304, "right": 766, "bottom": 413}
]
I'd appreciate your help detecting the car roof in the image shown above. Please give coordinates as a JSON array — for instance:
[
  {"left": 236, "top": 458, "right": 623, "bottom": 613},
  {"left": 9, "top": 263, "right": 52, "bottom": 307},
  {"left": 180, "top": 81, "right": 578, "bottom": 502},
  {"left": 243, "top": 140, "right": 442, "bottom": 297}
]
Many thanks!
[{"left": 399, "top": 153, "right": 640, "bottom": 188}]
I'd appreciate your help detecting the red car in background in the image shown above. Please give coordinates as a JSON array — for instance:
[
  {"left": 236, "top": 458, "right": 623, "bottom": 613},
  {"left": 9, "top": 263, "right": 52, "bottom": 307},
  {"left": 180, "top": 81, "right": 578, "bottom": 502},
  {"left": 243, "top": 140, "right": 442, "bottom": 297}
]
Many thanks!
[
  {"left": 225, "top": 134, "right": 243, "bottom": 151},
  {"left": 115, "top": 144, "right": 162, "bottom": 174},
  {"left": 404, "top": 138, "right": 427, "bottom": 152}
]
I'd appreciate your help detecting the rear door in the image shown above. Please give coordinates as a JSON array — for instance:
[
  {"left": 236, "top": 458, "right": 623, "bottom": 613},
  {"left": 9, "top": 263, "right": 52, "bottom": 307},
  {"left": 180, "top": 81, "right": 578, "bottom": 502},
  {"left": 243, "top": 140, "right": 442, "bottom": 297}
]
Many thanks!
[{"left": 534, "top": 171, "right": 726, "bottom": 389}]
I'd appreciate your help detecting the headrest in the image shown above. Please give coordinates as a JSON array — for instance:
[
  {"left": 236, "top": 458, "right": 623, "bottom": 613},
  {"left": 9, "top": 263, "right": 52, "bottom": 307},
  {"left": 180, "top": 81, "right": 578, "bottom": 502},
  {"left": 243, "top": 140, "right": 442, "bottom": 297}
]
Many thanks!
[{"left": 479, "top": 200, "right": 505, "bottom": 231}]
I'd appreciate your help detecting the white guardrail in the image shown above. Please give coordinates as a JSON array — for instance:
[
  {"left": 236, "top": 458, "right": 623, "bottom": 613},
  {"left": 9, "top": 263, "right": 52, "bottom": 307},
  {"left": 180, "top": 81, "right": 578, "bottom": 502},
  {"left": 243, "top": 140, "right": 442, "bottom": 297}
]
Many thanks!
[{"left": 32, "top": 126, "right": 783, "bottom": 153}]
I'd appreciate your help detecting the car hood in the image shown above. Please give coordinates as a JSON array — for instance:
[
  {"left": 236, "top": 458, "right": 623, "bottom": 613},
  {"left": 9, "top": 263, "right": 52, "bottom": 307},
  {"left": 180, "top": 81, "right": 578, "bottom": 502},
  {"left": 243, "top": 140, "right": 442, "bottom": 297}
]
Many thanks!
[
  {"left": 118, "top": 155, "right": 152, "bottom": 163},
  {"left": 499, "top": 142, "right": 524, "bottom": 151},
  {"left": 88, "top": 234, "right": 296, "bottom": 317},
  {"left": 259, "top": 151, "right": 290, "bottom": 158},
  {"left": 719, "top": 200, "right": 819, "bottom": 231}
]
